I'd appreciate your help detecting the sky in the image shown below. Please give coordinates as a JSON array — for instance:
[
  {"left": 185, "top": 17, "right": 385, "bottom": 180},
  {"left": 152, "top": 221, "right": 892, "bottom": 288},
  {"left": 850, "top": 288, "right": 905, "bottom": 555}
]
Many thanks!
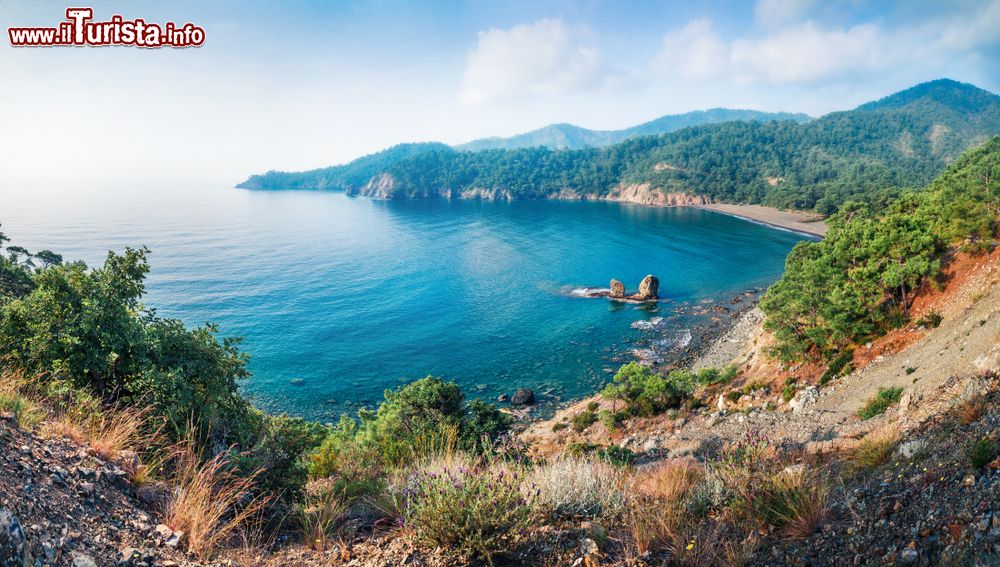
[{"left": 1, "top": 0, "right": 999, "bottom": 186}]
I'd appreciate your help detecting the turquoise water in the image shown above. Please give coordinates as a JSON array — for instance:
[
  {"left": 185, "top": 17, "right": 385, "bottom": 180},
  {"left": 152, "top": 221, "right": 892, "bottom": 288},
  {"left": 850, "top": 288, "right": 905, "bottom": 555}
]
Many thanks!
[{"left": 3, "top": 184, "right": 806, "bottom": 420}]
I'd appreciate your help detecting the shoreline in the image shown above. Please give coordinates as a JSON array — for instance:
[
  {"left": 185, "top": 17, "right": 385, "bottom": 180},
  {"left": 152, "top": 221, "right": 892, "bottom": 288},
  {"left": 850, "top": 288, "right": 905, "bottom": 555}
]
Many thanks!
[{"left": 695, "top": 203, "right": 828, "bottom": 237}]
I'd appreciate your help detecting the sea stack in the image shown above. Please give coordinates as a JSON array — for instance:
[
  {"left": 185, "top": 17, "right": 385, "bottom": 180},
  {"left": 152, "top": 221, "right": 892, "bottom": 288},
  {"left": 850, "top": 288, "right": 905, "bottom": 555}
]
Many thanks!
[
  {"left": 609, "top": 279, "right": 625, "bottom": 298},
  {"left": 636, "top": 275, "right": 659, "bottom": 300}
]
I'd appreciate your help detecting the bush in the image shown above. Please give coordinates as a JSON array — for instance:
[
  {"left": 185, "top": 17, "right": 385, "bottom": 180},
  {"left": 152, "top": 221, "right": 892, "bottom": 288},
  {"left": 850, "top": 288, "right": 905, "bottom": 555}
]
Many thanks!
[
  {"left": 601, "top": 363, "right": 685, "bottom": 417},
  {"left": 819, "top": 350, "right": 853, "bottom": 385},
  {"left": 916, "top": 310, "right": 943, "bottom": 328},
  {"left": 968, "top": 437, "right": 996, "bottom": 470},
  {"left": 598, "top": 409, "right": 624, "bottom": 433},
  {"left": 781, "top": 384, "right": 796, "bottom": 403},
  {"left": 586, "top": 400, "right": 600, "bottom": 412},
  {"left": 532, "top": 456, "right": 627, "bottom": 519},
  {"left": 461, "top": 399, "right": 513, "bottom": 453},
  {"left": 857, "top": 387, "right": 904, "bottom": 419},
  {"left": 572, "top": 410, "right": 597, "bottom": 433},
  {"left": 400, "top": 459, "right": 534, "bottom": 562},
  {"left": 552, "top": 421, "right": 567, "bottom": 432}
]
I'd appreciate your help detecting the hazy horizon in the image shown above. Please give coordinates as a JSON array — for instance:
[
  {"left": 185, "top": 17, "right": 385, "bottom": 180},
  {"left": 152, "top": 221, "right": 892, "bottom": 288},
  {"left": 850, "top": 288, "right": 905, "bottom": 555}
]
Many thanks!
[{"left": 2, "top": 0, "right": 998, "bottom": 188}]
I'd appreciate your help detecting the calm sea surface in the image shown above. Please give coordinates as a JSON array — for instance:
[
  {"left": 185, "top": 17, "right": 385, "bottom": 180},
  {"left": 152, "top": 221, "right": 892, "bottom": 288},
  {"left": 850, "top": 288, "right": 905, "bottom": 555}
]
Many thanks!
[{"left": 3, "top": 183, "right": 806, "bottom": 419}]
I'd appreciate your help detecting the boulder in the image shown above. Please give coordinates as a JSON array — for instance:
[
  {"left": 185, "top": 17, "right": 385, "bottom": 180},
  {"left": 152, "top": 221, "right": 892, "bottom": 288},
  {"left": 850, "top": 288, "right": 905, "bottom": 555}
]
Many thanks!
[
  {"left": 0, "top": 509, "right": 31, "bottom": 567},
  {"left": 609, "top": 279, "right": 625, "bottom": 299},
  {"left": 636, "top": 275, "right": 659, "bottom": 300},
  {"left": 511, "top": 388, "right": 535, "bottom": 406}
]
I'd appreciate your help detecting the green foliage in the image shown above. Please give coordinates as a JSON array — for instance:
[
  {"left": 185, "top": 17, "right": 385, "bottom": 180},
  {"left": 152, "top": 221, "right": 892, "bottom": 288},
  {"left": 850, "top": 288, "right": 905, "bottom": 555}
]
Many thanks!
[
  {"left": 762, "top": 138, "right": 1000, "bottom": 361},
  {"left": 857, "top": 387, "right": 905, "bottom": 419},
  {"left": 781, "top": 384, "right": 796, "bottom": 403},
  {"left": 968, "top": 437, "right": 996, "bottom": 470},
  {"left": 571, "top": 410, "right": 597, "bottom": 433},
  {"left": 916, "top": 310, "right": 943, "bottom": 328},
  {"left": 400, "top": 461, "right": 535, "bottom": 563},
  {"left": 600, "top": 362, "right": 723, "bottom": 418},
  {"left": 597, "top": 445, "right": 636, "bottom": 467},
  {"left": 0, "top": 244, "right": 254, "bottom": 445},
  {"left": 236, "top": 413, "right": 328, "bottom": 502},
  {"left": 551, "top": 421, "right": 567, "bottom": 432},
  {"left": 819, "top": 350, "right": 854, "bottom": 385},
  {"left": 462, "top": 398, "right": 514, "bottom": 453},
  {"left": 598, "top": 409, "right": 624, "bottom": 433}
]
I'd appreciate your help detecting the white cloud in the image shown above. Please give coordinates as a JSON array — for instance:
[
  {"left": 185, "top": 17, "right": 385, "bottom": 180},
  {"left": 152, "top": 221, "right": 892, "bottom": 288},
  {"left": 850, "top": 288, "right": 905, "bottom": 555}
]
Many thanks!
[
  {"left": 754, "top": 0, "right": 816, "bottom": 27},
  {"left": 656, "top": 18, "right": 729, "bottom": 79},
  {"left": 731, "top": 21, "right": 885, "bottom": 84},
  {"left": 459, "top": 18, "right": 618, "bottom": 106},
  {"left": 656, "top": 2, "right": 1000, "bottom": 87}
]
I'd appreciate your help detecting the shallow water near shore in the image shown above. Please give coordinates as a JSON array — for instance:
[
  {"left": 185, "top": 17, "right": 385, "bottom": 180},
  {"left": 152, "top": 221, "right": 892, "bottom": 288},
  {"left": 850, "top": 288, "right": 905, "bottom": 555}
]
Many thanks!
[{"left": 4, "top": 183, "right": 807, "bottom": 420}]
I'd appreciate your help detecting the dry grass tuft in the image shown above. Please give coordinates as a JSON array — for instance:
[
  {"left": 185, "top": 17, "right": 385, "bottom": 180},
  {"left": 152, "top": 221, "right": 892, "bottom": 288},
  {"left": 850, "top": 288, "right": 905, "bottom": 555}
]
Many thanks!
[
  {"left": 0, "top": 370, "right": 47, "bottom": 429},
  {"left": 86, "top": 406, "right": 152, "bottom": 459},
  {"left": 299, "top": 478, "right": 349, "bottom": 551},
  {"left": 955, "top": 395, "right": 988, "bottom": 425},
  {"left": 166, "top": 432, "right": 269, "bottom": 560},
  {"left": 532, "top": 456, "right": 628, "bottom": 520},
  {"left": 768, "top": 467, "right": 833, "bottom": 539},
  {"left": 851, "top": 425, "right": 901, "bottom": 471},
  {"left": 627, "top": 458, "right": 705, "bottom": 555}
]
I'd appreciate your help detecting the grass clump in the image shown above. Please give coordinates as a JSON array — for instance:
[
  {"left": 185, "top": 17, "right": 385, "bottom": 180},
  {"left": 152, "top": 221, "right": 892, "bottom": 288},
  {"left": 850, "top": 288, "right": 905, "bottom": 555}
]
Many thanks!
[
  {"left": 857, "top": 387, "right": 904, "bottom": 419},
  {"left": 397, "top": 459, "right": 535, "bottom": 564},
  {"left": 166, "top": 432, "right": 269, "bottom": 560},
  {"left": 298, "top": 478, "right": 349, "bottom": 551},
  {"left": 915, "top": 310, "right": 943, "bottom": 328},
  {"left": 968, "top": 437, "right": 996, "bottom": 470},
  {"left": 851, "top": 425, "right": 901, "bottom": 470},
  {"left": 532, "top": 456, "right": 627, "bottom": 520}
]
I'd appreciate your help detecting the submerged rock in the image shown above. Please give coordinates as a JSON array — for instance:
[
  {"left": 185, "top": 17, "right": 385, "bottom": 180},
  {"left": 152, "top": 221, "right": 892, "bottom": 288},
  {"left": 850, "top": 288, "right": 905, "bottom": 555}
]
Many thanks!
[
  {"left": 636, "top": 275, "right": 659, "bottom": 300},
  {"left": 511, "top": 388, "right": 535, "bottom": 406},
  {"left": 609, "top": 279, "right": 625, "bottom": 298}
]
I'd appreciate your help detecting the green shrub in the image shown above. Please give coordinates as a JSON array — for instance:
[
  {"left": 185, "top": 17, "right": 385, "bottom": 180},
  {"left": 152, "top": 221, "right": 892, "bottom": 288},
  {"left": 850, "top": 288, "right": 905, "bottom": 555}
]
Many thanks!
[
  {"left": 401, "top": 461, "right": 535, "bottom": 562},
  {"left": 597, "top": 445, "right": 636, "bottom": 467},
  {"left": 857, "top": 387, "right": 904, "bottom": 419},
  {"left": 968, "top": 437, "right": 996, "bottom": 470},
  {"left": 598, "top": 409, "right": 625, "bottom": 433},
  {"left": 916, "top": 310, "right": 943, "bottom": 328},
  {"left": 461, "top": 399, "right": 513, "bottom": 453},
  {"left": 781, "top": 384, "right": 796, "bottom": 403},
  {"left": 552, "top": 421, "right": 567, "bottom": 432},
  {"left": 819, "top": 350, "right": 853, "bottom": 385},
  {"left": 572, "top": 410, "right": 597, "bottom": 433},
  {"left": 726, "top": 390, "right": 743, "bottom": 403},
  {"left": 601, "top": 363, "right": 686, "bottom": 418},
  {"left": 586, "top": 400, "right": 600, "bottom": 412}
]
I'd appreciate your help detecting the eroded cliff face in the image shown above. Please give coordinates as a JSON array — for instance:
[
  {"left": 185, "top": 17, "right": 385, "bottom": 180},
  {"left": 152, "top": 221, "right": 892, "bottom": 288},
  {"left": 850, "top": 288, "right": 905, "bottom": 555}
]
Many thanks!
[
  {"left": 604, "top": 184, "right": 713, "bottom": 207},
  {"left": 348, "top": 174, "right": 711, "bottom": 207}
]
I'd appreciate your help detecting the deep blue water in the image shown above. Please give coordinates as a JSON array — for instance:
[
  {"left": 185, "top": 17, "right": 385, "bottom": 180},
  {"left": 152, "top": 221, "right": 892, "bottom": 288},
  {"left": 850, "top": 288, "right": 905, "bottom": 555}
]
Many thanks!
[{"left": 3, "top": 184, "right": 806, "bottom": 420}]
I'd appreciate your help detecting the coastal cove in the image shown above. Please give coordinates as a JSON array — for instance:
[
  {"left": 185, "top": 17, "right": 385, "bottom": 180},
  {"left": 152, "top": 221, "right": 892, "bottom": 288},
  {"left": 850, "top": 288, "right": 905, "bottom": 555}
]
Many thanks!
[{"left": 4, "top": 183, "right": 808, "bottom": 420}]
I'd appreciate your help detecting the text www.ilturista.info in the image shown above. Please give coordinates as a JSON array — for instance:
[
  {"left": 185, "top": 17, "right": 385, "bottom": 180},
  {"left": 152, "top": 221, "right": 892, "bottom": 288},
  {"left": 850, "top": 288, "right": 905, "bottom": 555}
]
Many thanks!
[{"left": 8, "top": 8, "right": 205, "bottom": 48}]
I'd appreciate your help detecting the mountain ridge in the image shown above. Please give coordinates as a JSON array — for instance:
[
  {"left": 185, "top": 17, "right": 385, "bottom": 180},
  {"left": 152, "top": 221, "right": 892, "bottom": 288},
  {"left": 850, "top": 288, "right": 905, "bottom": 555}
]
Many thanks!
[
  {"left": 238, "top": 79, "right": 1000, "bottom": 213},
  {"left": 454, "top": 108, "right": 812, "bottom": 151}
]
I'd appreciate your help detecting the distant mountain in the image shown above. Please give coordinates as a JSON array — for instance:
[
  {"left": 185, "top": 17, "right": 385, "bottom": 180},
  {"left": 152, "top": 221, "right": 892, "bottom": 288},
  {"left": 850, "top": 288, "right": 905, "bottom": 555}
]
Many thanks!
[
  {"left": 238, "top": 142, "right": 448, "bottom": 191},
  {"left": 454, "top": 109, "right": 812, "bottom": 151},
  {"left": 238, "top": 79, "right": 1000, "bottom": 213}
]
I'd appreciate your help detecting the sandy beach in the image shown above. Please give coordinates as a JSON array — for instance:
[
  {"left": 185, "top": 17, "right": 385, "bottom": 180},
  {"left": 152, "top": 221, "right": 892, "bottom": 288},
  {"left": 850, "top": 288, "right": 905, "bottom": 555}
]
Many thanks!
[{"left": 697, "top": 203, "right": 828, "bottom": 237}]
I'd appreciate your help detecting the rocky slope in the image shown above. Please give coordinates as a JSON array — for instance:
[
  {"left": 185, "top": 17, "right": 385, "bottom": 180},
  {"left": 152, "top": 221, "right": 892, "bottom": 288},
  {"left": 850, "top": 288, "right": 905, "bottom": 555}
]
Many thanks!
[{"left": 0, "top": 416, "right": 189, "bottom": 567}]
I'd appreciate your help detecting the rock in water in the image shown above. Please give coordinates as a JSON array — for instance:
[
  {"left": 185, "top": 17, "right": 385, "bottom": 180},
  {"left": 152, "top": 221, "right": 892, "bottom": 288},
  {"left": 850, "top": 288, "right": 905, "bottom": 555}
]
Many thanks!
[
  {"left": 637, "top": 275, "right": 659, "bottom": 300},
  {"left": 609, "top": 279, "right": 625, "bottom": 298},
  {"left": 511, "top": 388, "right": 535, "bottom": 406},
  {"left": 0, "top": 508, "right": 31, "bottom": 567}
]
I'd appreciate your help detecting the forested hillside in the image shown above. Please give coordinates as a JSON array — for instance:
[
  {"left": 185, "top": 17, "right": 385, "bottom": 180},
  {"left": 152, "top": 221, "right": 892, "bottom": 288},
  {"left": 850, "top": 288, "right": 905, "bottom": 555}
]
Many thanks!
[
  {"left": 454, "top": 108, "right": 811, "bottom": 151},
  {"left": 761, "top": 136, "right": 1000, "bottom": 361},
  {"left": 239, "top": 79, "right": 1000, "bottom": 213}
]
